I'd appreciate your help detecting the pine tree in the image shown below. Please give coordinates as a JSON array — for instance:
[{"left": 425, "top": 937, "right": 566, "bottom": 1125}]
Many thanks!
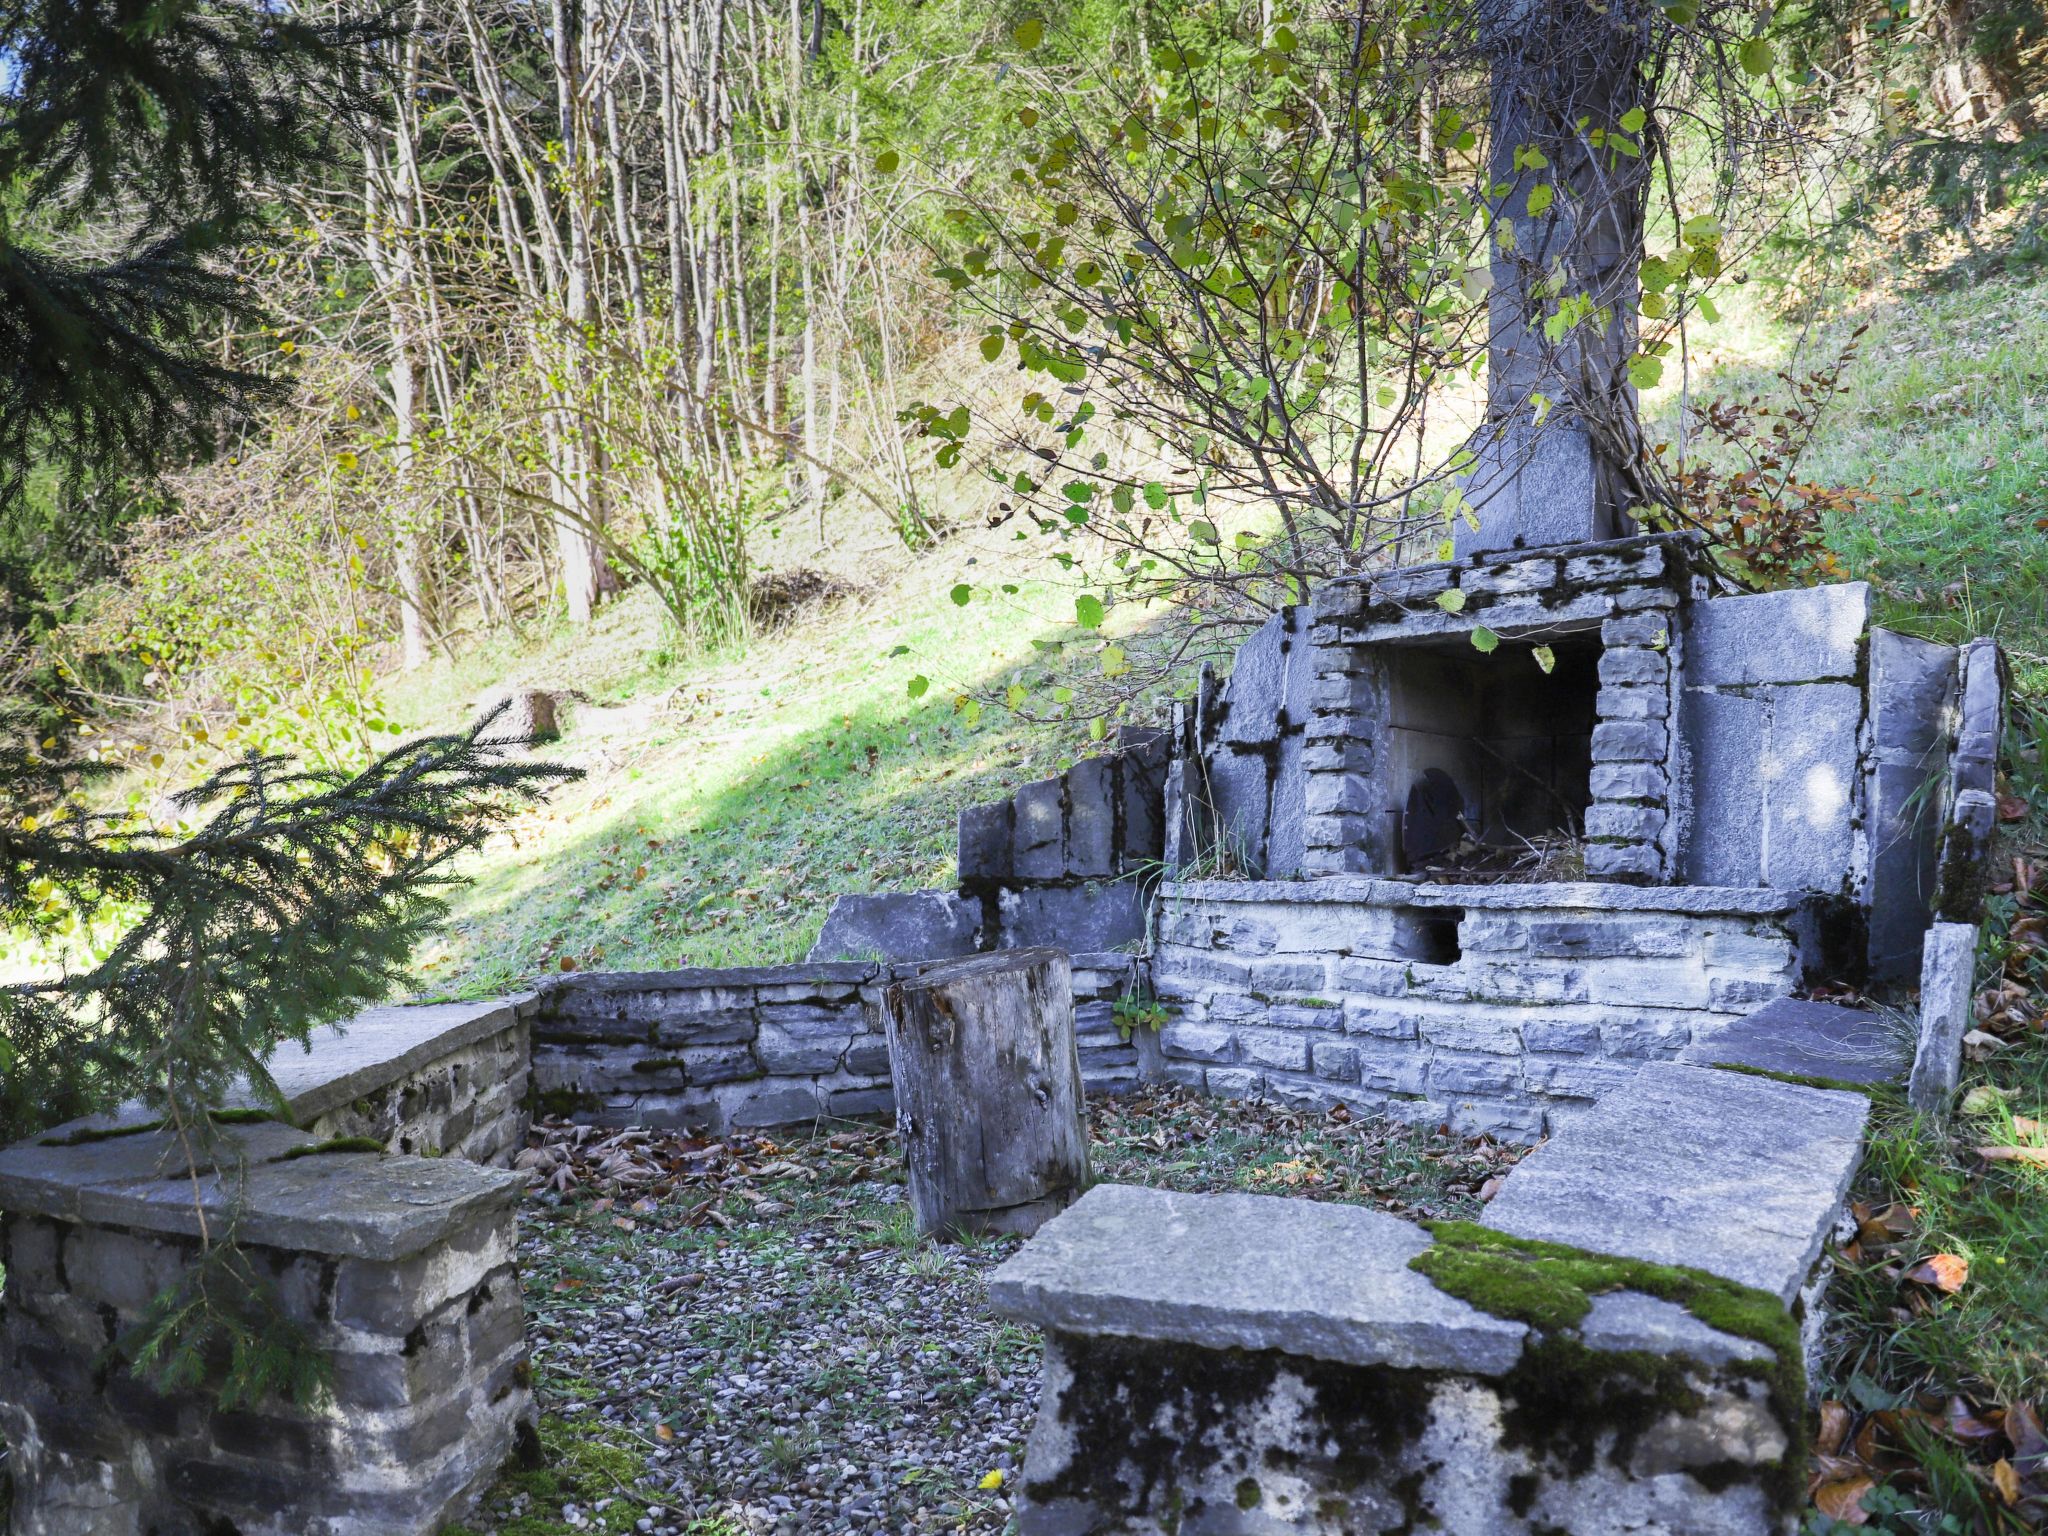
[
  {"left": 0, "top": 713, "right": 576, "bottom": 1147},
  {"left": 0, "top": 0, "right": 388, "bottom": 507}
]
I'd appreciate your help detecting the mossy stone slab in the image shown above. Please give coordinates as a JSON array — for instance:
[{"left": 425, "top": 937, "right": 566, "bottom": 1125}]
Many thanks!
[
  {"left": 1482, "top": 1062, "right": 1867, "bottom": 1306},
  {"left": 988, "top": 1182, "right": 1528, "bottom": 1374}
]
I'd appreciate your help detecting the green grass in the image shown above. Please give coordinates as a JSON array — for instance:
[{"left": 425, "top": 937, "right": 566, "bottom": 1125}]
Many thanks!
[{"left": 388, "top": 551, "right": 1132, "bottom": 995}]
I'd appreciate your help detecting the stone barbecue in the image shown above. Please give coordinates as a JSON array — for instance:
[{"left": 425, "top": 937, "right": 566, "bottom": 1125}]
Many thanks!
[{"left": 816, "top": 525, "right": 2001, "bottom": 1143}]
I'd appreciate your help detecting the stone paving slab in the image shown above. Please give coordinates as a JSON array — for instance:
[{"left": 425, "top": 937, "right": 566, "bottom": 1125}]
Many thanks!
[
  {"left": 1683, "top": 997, "right": 1910, "bottom": 1086},
  {"left": 1484, "top": 1061, "right": 1868, "bottom": 1306},
  {"left": 0, "top": 1120, "right": 522, "bottom": 1260},
  {"left": 988, "top": 1182, "right": 1528, "bottom": 1373},
  {"left": 246, "top": 996, "right": 538, "bottom": 1123}
]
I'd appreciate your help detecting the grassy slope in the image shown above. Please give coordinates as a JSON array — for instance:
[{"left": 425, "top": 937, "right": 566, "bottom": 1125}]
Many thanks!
[{"left": 396, "top": 536, "right": 1121, "bottom": 996}]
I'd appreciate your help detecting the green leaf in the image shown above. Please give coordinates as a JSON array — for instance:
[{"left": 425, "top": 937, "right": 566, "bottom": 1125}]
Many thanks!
[
  {"left": 1619, "top": 106, "right": 1647, "bottom": 133},
  {"left": 1532, "top": 644, "right": 1556, "bottom": 675},
  {"left": 1525, "top": 184, "right": 1554, "bottom": 218},
  {"left": 980, "top": 333, "right": 1004, "bottom": 362},
  {"left": 951, "top": 584, "right": 972, "bottom": 607},
  {"left": 1470, "top": 627, "right": 1500, "bottom": 654},
  {"left": 1013, "top": 17, "right": 1044, "bottom": 48},
  {"left": 907, "top": 674, "right": 930, "bottom": 699},
  {"left": 1739, "top": 36, "right": 1773, "bottom": 76},
  {"left": 874, "top": 149, "right": 900, "bottom": 174},
  {"left": 1101, "top": 644, "right": 1128, "bottom": 678},
  {"left": 1075, "top": 594, "right": 1106, "bottom": 629},
  {"left": 1627, "top": 353, "right": 1664, "bottom": 390},
  {"left": 1436, "top": 588, "right": 1467, "bottom": 613},
  {"left": 1143, "top": 482, "right": 1168, "bottom": 510},
  {"left": 1088, "top": 717, "right": 1107, "bottom": 742},
  {"left": 1188, "top": 519, "right": 1220, "bottom": 545}
]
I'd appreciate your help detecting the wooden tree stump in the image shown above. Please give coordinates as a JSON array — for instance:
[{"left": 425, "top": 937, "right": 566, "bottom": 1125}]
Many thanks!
[{"left": 881, "top": 947, "right": 1090, "bottom": 1239}]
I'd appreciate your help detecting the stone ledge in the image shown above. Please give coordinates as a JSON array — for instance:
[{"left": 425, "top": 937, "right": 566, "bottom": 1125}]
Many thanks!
[
  {"left": 987, "top": 1183, "right": 1528, "bottom": 1374},
  {"left": 543, "top": 962, "right": 883, "bottom": 995},
  {"left": 0, "top": 1122, "right": 523, "bottom": 1261},
  {"left": 1161, "top": 877, "right": 1806, "bottom": 915},
  {"left": 243, "top": 997, "right": 535, "bottom": 1125},
  {"left": 1484, "top": 1062, "right": 1868, "bottom": 1305}
]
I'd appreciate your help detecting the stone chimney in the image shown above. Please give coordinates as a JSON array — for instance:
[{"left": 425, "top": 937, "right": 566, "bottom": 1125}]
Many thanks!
[{"left": 1456, "top": 0, "right": 1652, "bottom": 557}]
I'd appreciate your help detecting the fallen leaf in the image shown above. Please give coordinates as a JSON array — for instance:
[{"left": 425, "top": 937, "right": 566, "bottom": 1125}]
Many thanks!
[
  {"left": 1963, "top": 1029, "right": 2008, "bottom": 1059},
  {"left": 1945, "top": 1397, "right": 2007, "bottom": 1441},
  {"left": 1998, "top": 793, "right": 2030, "bottom": 822},
  {"left": 2014, "top": 1115, "right": 2044, "bottom": 1140},
  {"left": 1813, "top": 1475, "right": 1875, "bottom": 1523},
  {"left": 1816, "top": 1400, "right": 1854, "bottom": 1458},
  {"left": 1994, "top": 1458, "right": 2022, "bottom": 1505},
  {"left": 655, "top": 1422, "right": 675, "bottom": 1443},
  {"left": 1978, "top": 1146, "right": 2048, "bottom": 1167},
  {"left": 1963, "top": 1084, "right": 2019, "bottom": 1115},
  {"left": 1904, "top": 1253, "right": 1969, "bottom": 1293}
]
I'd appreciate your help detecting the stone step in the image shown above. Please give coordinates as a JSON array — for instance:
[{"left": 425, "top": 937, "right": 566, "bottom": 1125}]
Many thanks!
[
  {"left": 1681, "top": 995, "right": 1910, "bottom": 1087},
  {"left": 1483, "top": 1060, "right": 1869, "bottom": 1306}
]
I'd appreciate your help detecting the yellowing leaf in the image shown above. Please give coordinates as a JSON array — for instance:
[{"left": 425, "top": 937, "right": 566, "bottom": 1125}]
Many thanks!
[
  {"left": 1435, "top": 588, "right": 1467, "bottom": 613},
  {"left": 1903, "top": 1253, "right": 1969, "bottom": 1293},
  {"left": 1532, "top": 645, "right": 1556, "bottom": 674}
]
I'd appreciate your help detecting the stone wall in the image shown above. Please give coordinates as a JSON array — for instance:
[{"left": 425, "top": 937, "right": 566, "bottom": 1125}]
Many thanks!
[
  {"left": 1149, "top": 879, "right": 1811, "bottom": 1140},
  {"left": 0, "top": 1121, "right": 529, "bottom": 1536},
  {"left": 531, "top": 955, "right": 1149, "bottom": 1133},
  {"left": 262, "top": 998, "right": 537, "bottom": 1166}
]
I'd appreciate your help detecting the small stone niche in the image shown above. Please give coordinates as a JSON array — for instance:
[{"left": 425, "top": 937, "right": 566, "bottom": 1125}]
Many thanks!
[{"left": 1382, "top": 632, "right": 1600, "bottom": 870}]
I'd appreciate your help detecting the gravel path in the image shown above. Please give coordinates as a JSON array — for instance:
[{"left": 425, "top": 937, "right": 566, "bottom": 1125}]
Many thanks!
[{"left": 457, "top": 1089, "right": 1522, "bottom": 1535}]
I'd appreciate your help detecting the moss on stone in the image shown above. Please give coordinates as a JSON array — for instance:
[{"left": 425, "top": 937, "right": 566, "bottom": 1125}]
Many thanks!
[
  {"left": 1705, "top": 1060, "right": 1894, "bottom": 1099},
  {"left": 279, "top": 1135, "right": 387, "bottom": 1160},
  {"left": 37, "top": 1106, "right": 279, "bottom": 1146},
  {"left": 1410, "top": 1219, "right": 1807, "bottom": 1518}
]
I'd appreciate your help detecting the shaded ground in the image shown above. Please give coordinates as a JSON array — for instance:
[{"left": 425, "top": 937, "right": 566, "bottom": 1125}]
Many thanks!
[{"left": 447, "top": 1088, "right": 1523, "bottom": 1536}]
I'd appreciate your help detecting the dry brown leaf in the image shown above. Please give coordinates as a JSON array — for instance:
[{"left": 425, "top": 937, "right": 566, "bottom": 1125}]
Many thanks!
[
  {"left": 1813, "top": 1475, "right": 1875, "bottom": 1524},
  {"left": 2014, "top": 1115, "right": 2044, "bottom": 1140},
  {"left": 1994, "top": 1458, "right": 2022, "bottom": 1506},
  {"left": 1978, "top": 1145, "right": 2048, "bottom": 1167},
  {"left": 1904, "top": 1253, "right": 1969, "bottom": 1293},
  {"left": 1816, "top": 1401, "right": 1853, "bottom": 1458}
]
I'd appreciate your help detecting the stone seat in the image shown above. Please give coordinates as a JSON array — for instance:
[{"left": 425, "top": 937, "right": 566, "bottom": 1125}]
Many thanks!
[
  {"left": 989, "top": 1182, "right": 1803, "bottom": 1534},
  {"left": 1483, "top": 1059, "right": 1870, "bottom": 1306}
]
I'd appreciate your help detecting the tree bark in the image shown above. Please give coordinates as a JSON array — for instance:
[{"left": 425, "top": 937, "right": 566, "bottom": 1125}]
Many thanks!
[{"left": 880, "top": 948, "right": 1090, "bottom": 1240}]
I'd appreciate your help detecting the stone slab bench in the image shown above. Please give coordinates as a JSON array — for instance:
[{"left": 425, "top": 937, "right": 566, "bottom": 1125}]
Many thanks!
[
  {"left": 1483, "top": 1060, "right": 1869, "bottom": 1306},
  {"left": 989, "top": 1183, "right": 1798, "bottom": 1534},
  {"left": 0, "top": 1117, "right": 530, "bottom": 1536},
  {"left": 1681, "top": 995, "right": 1910, "bottom": 1087}
]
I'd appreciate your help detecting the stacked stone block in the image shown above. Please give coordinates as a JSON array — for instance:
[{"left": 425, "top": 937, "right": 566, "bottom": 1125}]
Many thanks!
[
  {"left": 0, "top": 1124, "right": 529, "bottom": 1536},
  {"left": 533, "top": 956, "right": 1152, "bottom": 1132},
  {"left": 1934, "top": 636, "right": 2008, "bottom": 923},
  {"left": 1149, "top": 879, "right": 1808, "bottom": 1140},
  {"left": 1303, "top": 534, "right": 1701, "bottom": 882},
  {"left": 1586, "top": 607, "right": 1683, "bottom": 882}
]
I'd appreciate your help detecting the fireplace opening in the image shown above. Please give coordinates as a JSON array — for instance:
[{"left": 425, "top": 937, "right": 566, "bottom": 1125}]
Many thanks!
[{"left": 1384, "top": 633, "right": 1600, "bottom": 874}]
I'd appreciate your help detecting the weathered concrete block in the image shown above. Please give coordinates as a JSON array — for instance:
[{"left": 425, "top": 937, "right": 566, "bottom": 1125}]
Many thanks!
[
  {"left": 1160, "top": 1020, "right": 1237, "bottom": 1064},
  {"left": 1588, "top": 761, "right": 1666, "bottom": 802},
  {"left": 1685, "top": 996, "right": 1908, "bottom": 1087},
  {"left": 1064, "top": 755, "right": 1118, "bottom": 878},
  {"left": 994, "top": 881, "right": 1148, "bottom": 952},
  {"left": 806, "top": 889, "right": 981, "bottom": 963},
  {"left": 1908, "top": 921, "right": 1979, "bottom": 1116},
  {"left": 1591, "top": 719, "right": 1668, "bottom": 762},
  {"left": 957, "top": 799, "right": 1013, "bottom": 885},
  {"left": 1686, "top": 583, "right": 1869, "bottom": 686},
  {"left": 1013, "top": 777, "right": 1065, "bottom": 882},
  {"left": 1760, "top": 682, "right": 1863, "bottom": 894}
]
